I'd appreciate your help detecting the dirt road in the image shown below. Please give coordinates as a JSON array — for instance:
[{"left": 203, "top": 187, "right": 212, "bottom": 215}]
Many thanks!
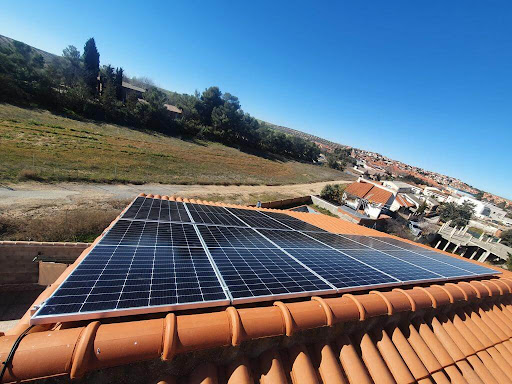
[{"left": 0, "top": 179, "right": 352, "bottom": 218}]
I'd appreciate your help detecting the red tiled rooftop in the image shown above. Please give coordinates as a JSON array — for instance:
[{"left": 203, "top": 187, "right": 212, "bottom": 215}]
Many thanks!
[
  {"left": 345, "top": 182, "right": 394, "bottom": 205},
  {"left": 396, "top": 193, "right": 415, "bottom": 208},
  {"left": 1, "top": 194, "right": 511, "bottom": 384}
]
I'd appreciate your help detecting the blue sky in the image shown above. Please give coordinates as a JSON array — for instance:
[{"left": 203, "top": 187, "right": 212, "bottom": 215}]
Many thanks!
[{"left": 2, "top": 1, "right": 511, "bottom": 198}]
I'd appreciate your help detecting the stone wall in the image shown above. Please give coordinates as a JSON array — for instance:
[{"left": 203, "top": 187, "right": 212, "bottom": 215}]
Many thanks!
[{"left": 0, "top": 241, "right": 88, "bottom": 286}]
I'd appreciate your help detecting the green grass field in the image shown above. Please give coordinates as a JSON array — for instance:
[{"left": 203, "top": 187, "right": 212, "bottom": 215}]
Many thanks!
[{"left": 0, "top": 104, "right": 350, "bottom": 185}]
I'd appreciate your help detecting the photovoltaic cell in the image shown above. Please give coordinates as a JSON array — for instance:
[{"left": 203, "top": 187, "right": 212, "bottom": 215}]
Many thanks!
[
  {"left": 258, "top": 229, "right": 330, "bottom": 249},
  {"left": 368, "top": 236, "right": 497, "bottom": 276},
  {"left": 306, "top": 232, "right": 371, "bottom": 250},
  {"left": 122, "top": 197, "right": 190, "bottom": 223},
  {"left": 339, "top": 235, "right": 401, "bottom": 250},
  {"left": 414, "top": 250, "right": 496, "bottom": 276},
  {"left": 284, "top": 248, "right": 398, "bottom": 289},
  {"left": 382, "top": 250, "right": 476, "bottom": 278},
  {"left": 208, "top": 247, "right": 333, "bottom": 301},
  {"left": 33, "top": 245, "right": 228, "bottom": 321},
  {"left": 100, "top": 219, "right": 203, "bottom": 248},
  {"left": 260, "top": 211, "right": 326, "bottom": 232},
  {"left": 231, "top": 214, "right": 292, "bottom": 230},
  {"left": 198, "top": 225, "right": 276, "bottom": 249},
  {"left": 341, "top": 249, "right": 441, "bottom": 282},
  {"left": 31, "top": 196, "right": 500, "bottom": 325},
  {"left": 186, "top": 203, "right": 247, "bottom": 227}
]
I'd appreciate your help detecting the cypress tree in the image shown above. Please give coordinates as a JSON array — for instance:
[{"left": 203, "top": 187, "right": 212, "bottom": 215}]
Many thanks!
[
  {"left": 115, "top": 67, "right": 124, "bottom": 101},
  {"left": 83, "top": 38, "right": 100, "bottom": 95}
]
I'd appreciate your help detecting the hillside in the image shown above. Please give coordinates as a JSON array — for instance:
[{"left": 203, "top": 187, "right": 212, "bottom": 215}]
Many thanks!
[
  {"left": 259, "top": 120, "right": 347, "bottom": 150},
  {"left": 0, "top": 104, "right": 351, "bottom": 185}
]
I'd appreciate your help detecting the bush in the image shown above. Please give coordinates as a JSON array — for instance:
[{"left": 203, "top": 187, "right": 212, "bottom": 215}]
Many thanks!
[
  {"left": 320, "top": 183, "right": 346, "bottom": 205},
  {"left": 18, "top": 169, "right": 44, "bottom": 181}
]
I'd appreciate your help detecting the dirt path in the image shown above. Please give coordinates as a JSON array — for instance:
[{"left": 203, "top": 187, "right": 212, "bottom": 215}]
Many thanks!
[{"left": 0, "top": 179, "right": 352, "bottom": 218}]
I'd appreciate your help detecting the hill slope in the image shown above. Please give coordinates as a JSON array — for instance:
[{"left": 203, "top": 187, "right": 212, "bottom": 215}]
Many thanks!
[{"left": 0, "top": 104, "right": 351, "bottom": 185}]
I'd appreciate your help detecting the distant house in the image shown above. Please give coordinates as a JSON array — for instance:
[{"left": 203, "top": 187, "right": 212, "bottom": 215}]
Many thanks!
[
  {"left": 456, "top": 195, "right": 507, "bottom": 221},
  {"left": 342, "top": 181, "right": 395, "bottom": 219},
  {"left": 391, "top": 193, "right": 417, "bottom": 214},
  {"left": 121, "top": 81, "right": 146, "bottom": 102},
  {"left": 381, "top": 180, "right": 415, "bottom": 194},
  {"left": 423, "top": 186, "right": 451, "bottom": 203},
  {"left": 164, "top": 104, "right": 183, "bottom": 119}
]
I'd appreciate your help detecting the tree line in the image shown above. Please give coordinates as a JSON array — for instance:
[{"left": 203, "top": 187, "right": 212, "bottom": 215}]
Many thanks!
[{"left": 0, "top": 37, "right": 321, "bottom": 163}]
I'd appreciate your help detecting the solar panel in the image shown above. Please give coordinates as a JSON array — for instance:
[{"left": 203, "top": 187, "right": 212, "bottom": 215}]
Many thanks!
[
  {"left": 122, "top": 197, "right": 190, "bottom": 223},
  {"left": 31, "top": 196, "right": 500, "bottom": 325},
  {"left": 340, "top": 249, "right": 442, "bottom": 282},
  {"left": 207, "top": 246, "right": 335, "bottom": 302},
  {"left": 228, "top": 212, "right": 292, "bottom": 230},
  {"left": 101, "top": 219, "right": 203, "bottom": 248},
  {"left": 186, "top": 203, "right": 247, "bottom": 227},
  {"left": 198, "top": 225, "right": 276, "bottom": 248},
  {"left": 306, "top": 232, "right": 371, "bottom": 250},
  {"left": 260, "top": 211, "right": 327, "bottom": 232},
  {"left": 284, "top": 248, "right": 398, "bottom": 289},
  {"left": 258, "top": 229, "right": 330, "bottom": 249},
  {"left": 339, "top": 235, "right": 400, "bottom": 250},
  {"left": 31, "top": 244, "right": 229, "bottom": 323},
  {"left": 381, "top": 250, "right": 476, "bottom": 278},
  {"left": 365, "top": 236, "right": 497, "bottom": 276}
]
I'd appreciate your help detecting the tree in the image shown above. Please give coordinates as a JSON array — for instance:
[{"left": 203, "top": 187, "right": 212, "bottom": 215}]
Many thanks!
[
  {"left": 496, "top": 201, "right": 506, "bottom": 209},
  {"left": 83, "top": 38, "right": 100, "bottom": 95},
  {"left": 199, "top": 86, "right": 223, "bottom": 125},
  {"left": 63, "top": 45, "right": 80, "bottom": 62},
  {"left": 438, "top": 201, "right": 475, "bottom": 227},
  {"left": 320, "top": 184, "right": 346, "bottom": 205},
  {"left": 326, "top": 154, "right": 342, "bottom": 170},
  {"left": 501, "top": 230, "right": 512, "bottom": 247},
  {"left": 505, "top": 253, "right": 512, "bottom": 271},
  {"left": 61, "top": 45, "right": 82, "bottom": 86},
  {"left": 115, "top": 67, "right": 124, "bottom": 100},
  {"left": 475, "top": 190, "right": 484, "bottom": 201}
]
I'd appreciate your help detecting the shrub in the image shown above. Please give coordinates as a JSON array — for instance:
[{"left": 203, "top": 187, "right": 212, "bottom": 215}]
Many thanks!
[
  {"left": 18, "top": 169, "right": 44, "bottom": 181},
  {"left": 320, "top": 183, "right": 346, "bottom": 205}
]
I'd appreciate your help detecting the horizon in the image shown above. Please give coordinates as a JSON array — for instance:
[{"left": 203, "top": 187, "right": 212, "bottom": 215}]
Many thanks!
[{"left": 2, "top": 1, "right": 511, "bottom": 199}]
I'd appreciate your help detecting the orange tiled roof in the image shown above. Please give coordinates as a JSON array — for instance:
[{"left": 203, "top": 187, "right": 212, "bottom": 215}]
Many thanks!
[
  {"left": 396, "top": 193, "right": 415, "bottom": 208},
  {"left": 1, "top": 194, "right": 512, "bottom": 384},
  {"left": 345, "top": 182, "right": 394, "bottom": 206}
]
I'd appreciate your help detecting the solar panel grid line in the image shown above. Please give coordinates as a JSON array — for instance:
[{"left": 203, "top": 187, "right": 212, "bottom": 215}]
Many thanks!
[
  {"left": 366, "top": 236, "right": 488, "bottom": 277},
  {"left": 112, "top": 220, "right": 147, "bottom": 310},
  {"left": 330, "top": 234, "right": 448, "bottom": 281},
  {"left": 258, "top": 211, "right": 326, "bottom": 232},
  {"left": 119, "top": 196, "right": 145, "bottom": 220},
  {"left": 223, "top": 208, "right": 338, "bottom": 294},
  {"left": 297, "top": 231, "right": 401, "bottom": 287},
  {"left": 184, "top": 202, "right": 233, "bottom": 301}
]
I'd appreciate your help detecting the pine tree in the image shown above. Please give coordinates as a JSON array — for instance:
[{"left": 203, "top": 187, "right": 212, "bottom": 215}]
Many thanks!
[
  {"left": 115, "top": 67, "right": 124, "bottom": 101},
  {"left": 83, "top": 38, "right": 100, "bottom": 95}
]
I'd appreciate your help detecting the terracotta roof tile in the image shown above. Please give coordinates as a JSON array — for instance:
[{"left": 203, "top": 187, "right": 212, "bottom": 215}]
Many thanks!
[
  {"left": 345, "top": 182, "right": 394, "bottom": 205},
  {"left": 1, "top": 194, "right": 511, "bottom": 384},
  {"left": 396, "top": 193, "right": 415, "bottom": 208}
]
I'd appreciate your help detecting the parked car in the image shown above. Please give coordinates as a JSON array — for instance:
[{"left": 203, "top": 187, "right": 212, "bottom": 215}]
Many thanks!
[{"left": 408, "top": 221, "right": 422, "bottom": 236}]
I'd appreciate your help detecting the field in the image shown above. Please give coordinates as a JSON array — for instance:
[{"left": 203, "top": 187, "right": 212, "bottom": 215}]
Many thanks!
[{"left": 0, "top": 104, "right": 350, "bottom": 186}]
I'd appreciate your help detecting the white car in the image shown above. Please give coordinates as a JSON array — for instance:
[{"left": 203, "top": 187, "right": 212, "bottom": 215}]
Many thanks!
[{"left": 408, "top": 221, "right": 422, "bottom": 236}]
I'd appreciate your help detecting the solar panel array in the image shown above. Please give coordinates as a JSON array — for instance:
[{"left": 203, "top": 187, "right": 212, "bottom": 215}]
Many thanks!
[{"left": 31, "top": 196, "right": 499, "bottom": 324}]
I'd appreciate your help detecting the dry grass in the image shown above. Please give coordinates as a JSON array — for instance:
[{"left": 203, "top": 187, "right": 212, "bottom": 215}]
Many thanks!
[
  {"left": 0, "top": 210, "right": 119, "bottom": 243},
  {"left": 0, "top": 209, "right": 119, "bottom": 243},
  {"left": 0, "top": 104, "right": 350, "bottom": 186},
  {"left": 187, "top": 191, "right": 296, "bottom": 206}
]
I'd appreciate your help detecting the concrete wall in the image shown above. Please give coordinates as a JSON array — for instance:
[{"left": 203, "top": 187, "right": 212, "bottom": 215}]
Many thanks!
[
  {"left": 0, "top": 241, "right": 88, "bottom": 286},
  {"left": 259, "top": 196, "right": 312, "bottom": 209},
  {"left": 311, "top": 195, "right": 340, "bottom": 216}
]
